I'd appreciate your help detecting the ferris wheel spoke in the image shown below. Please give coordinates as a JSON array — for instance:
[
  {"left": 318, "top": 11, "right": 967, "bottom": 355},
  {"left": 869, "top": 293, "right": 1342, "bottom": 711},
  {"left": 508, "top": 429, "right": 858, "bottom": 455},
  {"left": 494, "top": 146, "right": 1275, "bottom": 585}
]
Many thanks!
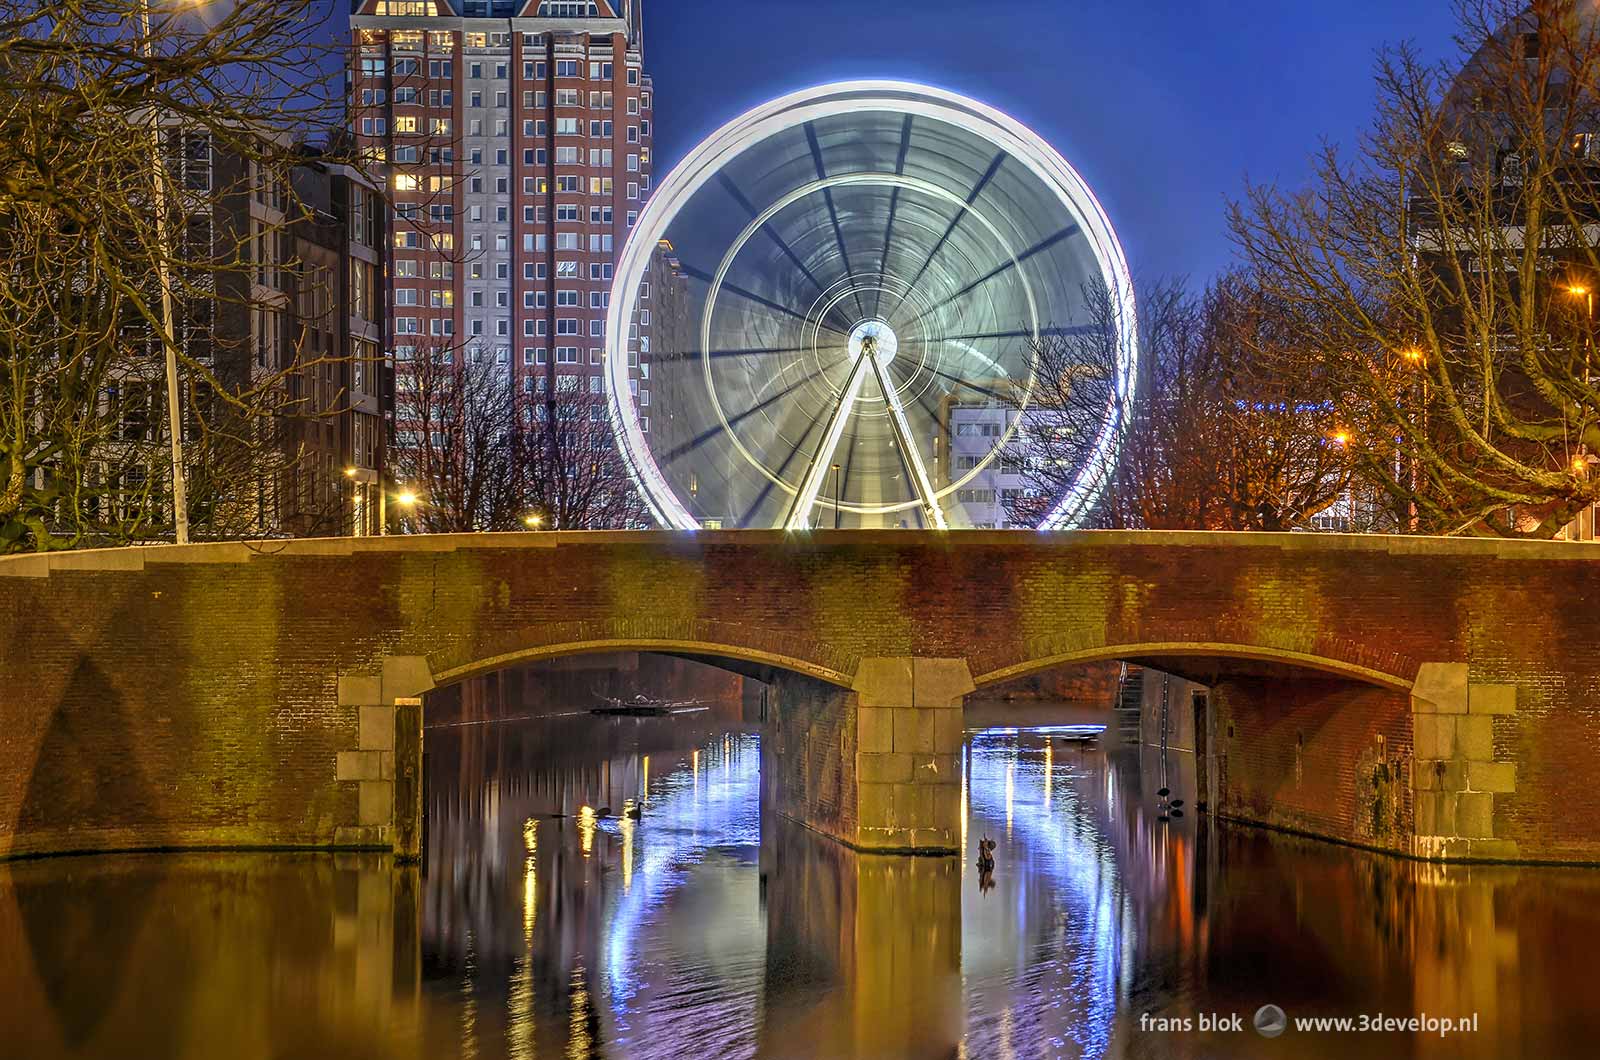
[
  {"left": 717, "top": 172, "right": 831, "bottom": 298},
  {"left": 805, "top": 122, "right": 869, "bottom": 323},
  {"left": 886, "top": 151, "right": 1007, "bottom": 320},
  {"left": 901, "top": 224, "right": 1082, "bottom": 330},
  {"left": 783, "top": 352, "right": 872, "bottom": 530},
  {"left": 868, "top": 354, "right": 949, "bottom": 530},
  {"left": 873, "top": 115, "right": 916, "bottom": 321}
]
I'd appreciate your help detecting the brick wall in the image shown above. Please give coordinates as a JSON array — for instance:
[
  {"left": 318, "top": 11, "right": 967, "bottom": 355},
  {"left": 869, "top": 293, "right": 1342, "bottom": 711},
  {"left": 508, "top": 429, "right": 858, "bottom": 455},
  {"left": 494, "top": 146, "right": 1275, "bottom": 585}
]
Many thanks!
[
  {"left": 2, "top": 531, "right": 1599, "bottom": 863},
  {"left": 1212, "top": 677, "right": 1415, "bottom": 854},
  {"left": 763, "top": 671, "right": 858, "bottom": 847}
]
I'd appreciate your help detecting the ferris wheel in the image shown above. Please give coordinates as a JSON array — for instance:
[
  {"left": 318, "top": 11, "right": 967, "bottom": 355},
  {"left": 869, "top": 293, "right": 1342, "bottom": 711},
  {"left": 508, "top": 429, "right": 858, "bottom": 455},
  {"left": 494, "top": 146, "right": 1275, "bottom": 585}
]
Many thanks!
[{"left": 605, "top": 82, "right": 1137, "bottom": 530}]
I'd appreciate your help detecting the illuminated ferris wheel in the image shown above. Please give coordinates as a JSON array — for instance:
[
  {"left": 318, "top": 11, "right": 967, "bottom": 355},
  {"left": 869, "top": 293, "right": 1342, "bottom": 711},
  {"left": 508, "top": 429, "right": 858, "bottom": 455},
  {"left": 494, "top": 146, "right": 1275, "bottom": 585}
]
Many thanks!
[{"left": 605, "top": 82, "right": 1137, "bottom": 530}]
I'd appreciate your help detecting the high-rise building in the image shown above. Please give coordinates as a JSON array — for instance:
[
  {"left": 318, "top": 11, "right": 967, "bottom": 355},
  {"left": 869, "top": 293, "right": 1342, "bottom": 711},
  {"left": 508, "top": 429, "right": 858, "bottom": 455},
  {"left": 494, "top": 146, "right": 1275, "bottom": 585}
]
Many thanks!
[{"left": 349, "top": 1, "right": 654, "bottom": 427}]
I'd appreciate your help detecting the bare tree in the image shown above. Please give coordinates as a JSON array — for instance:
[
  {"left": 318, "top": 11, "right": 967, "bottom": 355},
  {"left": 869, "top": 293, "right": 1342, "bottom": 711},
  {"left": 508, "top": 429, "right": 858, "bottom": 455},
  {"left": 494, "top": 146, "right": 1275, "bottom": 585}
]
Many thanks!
[
  {"left": 1232, "top": 0, "right": 1600, "bottom": 537},
  {"left": 388, "top": 345, "right": 649, "bottom": 532},
  {"left": 0, "top": 0, "right": 353, "bottom": 552},
  {"left": 1005, "top": 277, "right": 1351, "bottom": 531}
]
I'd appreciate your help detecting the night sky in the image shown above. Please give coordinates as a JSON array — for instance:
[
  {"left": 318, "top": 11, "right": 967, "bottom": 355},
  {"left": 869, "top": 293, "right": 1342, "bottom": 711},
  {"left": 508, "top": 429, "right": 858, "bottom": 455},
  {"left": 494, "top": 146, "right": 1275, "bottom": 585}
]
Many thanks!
[{"left": 641, "top": 0, "right": 1464, "bottom": 285}]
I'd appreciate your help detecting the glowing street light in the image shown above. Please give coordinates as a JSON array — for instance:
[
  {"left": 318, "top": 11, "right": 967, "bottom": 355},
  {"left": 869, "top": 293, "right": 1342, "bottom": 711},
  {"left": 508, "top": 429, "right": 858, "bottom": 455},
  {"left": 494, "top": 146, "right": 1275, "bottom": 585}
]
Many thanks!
[
  {"left": 1330, "top": 431, "right": 1351, "bottom": 447},
  {"left": 524, "top": 513, "right": 545, "bottom": 529},
  {"left": 1401, "top": 347, "right": 1425, "bottom": 365},
  {"left": 395, "top": 490, "right": 419, "bottom": 508}
]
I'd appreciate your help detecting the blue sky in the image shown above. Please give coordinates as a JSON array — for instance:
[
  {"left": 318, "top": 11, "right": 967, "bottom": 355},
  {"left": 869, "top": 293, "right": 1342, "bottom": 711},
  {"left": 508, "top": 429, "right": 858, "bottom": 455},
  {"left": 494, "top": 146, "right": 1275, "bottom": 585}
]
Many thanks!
[{"left": 643, "top": 0, "right": 1464, "bottom": 285}]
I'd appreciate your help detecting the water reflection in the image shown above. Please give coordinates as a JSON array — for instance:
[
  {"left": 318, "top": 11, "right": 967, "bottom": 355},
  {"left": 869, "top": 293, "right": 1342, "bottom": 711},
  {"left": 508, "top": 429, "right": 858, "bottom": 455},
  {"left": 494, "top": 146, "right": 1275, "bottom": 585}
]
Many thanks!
[{"left": 4, "top": 709, "right": 1600, "bottom": 1058}]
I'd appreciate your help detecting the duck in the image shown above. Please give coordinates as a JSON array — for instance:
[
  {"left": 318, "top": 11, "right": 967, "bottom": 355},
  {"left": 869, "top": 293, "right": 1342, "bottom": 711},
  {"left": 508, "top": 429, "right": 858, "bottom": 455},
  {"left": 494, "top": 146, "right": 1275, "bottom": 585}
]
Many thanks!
[{"left": 975, "top": 836, "right": 997, "bottom": 874}]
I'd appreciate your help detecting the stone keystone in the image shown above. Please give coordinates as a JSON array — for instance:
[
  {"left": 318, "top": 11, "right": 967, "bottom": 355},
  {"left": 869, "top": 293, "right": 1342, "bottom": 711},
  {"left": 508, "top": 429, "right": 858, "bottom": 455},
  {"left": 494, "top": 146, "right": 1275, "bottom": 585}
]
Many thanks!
[
  {"left": 381, "top": 656, "right": 436, "bottom": 705},
  {"left": 1412, "top": 662, "right": 1468, "bottom": 714}
]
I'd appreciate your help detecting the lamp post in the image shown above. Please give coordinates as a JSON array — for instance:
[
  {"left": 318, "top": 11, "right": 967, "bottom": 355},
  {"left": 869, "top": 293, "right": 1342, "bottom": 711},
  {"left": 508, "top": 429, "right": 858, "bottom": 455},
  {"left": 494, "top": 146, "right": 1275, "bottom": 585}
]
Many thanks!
[
  {"left": 137, "top": 0, "right": 190, "bottom": 545},
  {"left": 831, "top": 462, "right": 842, "bottom": 529}
]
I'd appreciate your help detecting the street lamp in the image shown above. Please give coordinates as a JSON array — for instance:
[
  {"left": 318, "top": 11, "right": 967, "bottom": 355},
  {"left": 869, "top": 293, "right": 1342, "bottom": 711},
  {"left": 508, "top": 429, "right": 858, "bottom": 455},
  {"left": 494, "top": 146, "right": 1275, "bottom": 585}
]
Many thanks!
[
  {"left": 396, "top": 490, "right": 419, "bottom": 508},
  {"left": 137, "top": 0, "right": 190, "bottom": 545},
  {"left": 524, "top": 513, "right": 545, "bottom": 529},
  {"left": 831, "top": 462, "right": 842, "bottom": 529}
]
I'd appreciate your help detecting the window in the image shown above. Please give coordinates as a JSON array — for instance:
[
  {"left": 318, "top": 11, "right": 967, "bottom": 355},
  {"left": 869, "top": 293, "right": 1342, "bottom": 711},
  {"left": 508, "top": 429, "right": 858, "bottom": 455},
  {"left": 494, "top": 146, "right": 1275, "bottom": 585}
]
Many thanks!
[
  {"left": 556, "top": 346, "right": 579, "bottom": 363},
  {"left": 394, "top": 116, "right": 418, "bottom": 134},
  {"left": 589, "top": 62, "right": 614, "bottom": 81},
  {"left": 556, "top": 318, "right": 578, "bottom": 335},
  {"left": 394, "top": 259, "right": 419, "bottom": 278},
  {"left": 557, "top": 260, "right": 578, "bottom": 278},
  {"left": 428, "top": 60, "right": 451, "bottom": 78},
  {"left": 557, "top": 204, "right": 580, "bottom": 222},
  {"left": 589, "top": 263, "right": 613, "bottom": 281},
  {"left": 556, "top": 60, "right": 580, "bottom": 78},
  {"left": 556, "top": 290, "right": 578, "bottom": 306},
  {"left": 556, "top": 117, "right": 580, "bottom": 135},
  {"left": 556, "top": 232, "right": 580, "bottom": 251},
  {"left": 393, "top": 86, "right": 417, "bottom": 104}
]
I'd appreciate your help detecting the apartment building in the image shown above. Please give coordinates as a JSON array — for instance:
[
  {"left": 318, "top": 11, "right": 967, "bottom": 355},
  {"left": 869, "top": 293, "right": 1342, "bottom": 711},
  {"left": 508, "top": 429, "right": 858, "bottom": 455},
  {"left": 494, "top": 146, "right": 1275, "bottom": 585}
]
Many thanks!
[{"left": 349, "top": 0, "right": 655, "bottom": 427}]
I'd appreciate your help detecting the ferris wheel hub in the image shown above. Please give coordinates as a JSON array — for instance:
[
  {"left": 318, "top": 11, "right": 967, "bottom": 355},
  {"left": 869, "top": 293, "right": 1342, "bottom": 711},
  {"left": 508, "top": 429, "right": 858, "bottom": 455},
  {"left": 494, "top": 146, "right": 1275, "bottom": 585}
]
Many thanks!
[{"left": 848, "top": 319, "right": 900, "bottom": 367}]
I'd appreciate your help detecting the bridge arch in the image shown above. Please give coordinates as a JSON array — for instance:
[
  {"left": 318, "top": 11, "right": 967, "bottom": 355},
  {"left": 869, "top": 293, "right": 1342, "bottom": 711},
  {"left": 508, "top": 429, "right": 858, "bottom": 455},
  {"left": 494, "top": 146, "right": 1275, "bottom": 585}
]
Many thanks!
[{"left": 973, "top": 641, "right": 1419, "bottom": 693}]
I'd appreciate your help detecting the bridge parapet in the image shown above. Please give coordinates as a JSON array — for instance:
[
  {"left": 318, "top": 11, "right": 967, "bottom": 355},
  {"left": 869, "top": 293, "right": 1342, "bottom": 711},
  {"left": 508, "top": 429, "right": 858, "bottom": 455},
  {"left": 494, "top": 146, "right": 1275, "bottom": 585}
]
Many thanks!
[{"left": 1, "top": 530, "right": 1597, "bottom": 864}]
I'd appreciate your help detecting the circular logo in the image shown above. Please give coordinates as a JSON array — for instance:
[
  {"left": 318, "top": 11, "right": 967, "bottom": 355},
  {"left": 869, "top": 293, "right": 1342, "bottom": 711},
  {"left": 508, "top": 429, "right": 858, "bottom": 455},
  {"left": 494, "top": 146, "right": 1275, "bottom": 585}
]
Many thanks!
[{"left": 1253, "top": 1004, "right": 1287, "bottom": 1038}]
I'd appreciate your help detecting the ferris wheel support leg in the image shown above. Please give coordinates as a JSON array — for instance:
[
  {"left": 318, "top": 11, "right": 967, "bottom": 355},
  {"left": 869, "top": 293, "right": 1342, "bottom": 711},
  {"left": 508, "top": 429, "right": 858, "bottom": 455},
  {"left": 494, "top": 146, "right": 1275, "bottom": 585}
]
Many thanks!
[
  {"left": 869, "top": 355, "right": 949, "bottom": 530},
  {"left": 784, "top": 354, "right": 872, "bottom": 531}
]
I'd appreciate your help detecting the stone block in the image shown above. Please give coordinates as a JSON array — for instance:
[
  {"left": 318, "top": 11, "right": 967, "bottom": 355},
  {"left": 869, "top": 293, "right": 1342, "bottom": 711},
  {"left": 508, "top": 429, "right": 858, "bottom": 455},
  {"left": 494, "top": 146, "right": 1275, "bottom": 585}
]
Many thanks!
[
  {"left": 359, "top": 705, "right": 395, "bottom": 751},
  {"left": 1418, "top": 791, "right": 1457, "bottom": 836},
  {"left": 336, "top": 750, "right": 383, "bottom": 782},
  {"left": 858, "top": 752, "right": 913, "bottom": 784},
  {"left": 931, "top": 788, "right": 963, "bottom": 831},
  {"left": 858, "top": 782, "right": 896, "bottom": 829},
  {"left": 853, "top": 658, "right": 915, "bottom": 708},
  {"left": 1415, "top": 759, "right": 1465, "bottom": 792},
  {"left": 1468, "top": 839, "right": 1520, "bottom": 860},
  {"left": 911, "top": 658, "right": 975, "bottom": 709},
  {"left": 858, "top": 705, "right": 895, "bottom": 754},
  {"left": 1413, "top": 715, "right": 1455, "bottom": 760},
  {"left": 333, "top": 826, "right": 388, "bottom": 849},
  {"left": 896, "top": 783, "right": 934, "bottom": 828},
  {"left": 1412, "top": 662, "right": 1468, "bottom": 714},
  {"left": 933, "top": 707, "right": 965, "bottom": 753},
  {"left": 913, "top": 753, "right": 959, "bottom": 783},
  {"left": 358, "top": 781, "right": 393, "bottom": 828},
  {"left": 337, "top": 675, "right": 383, "bottom": 706},
  {"left": 1456, "top": 791, "right": 1495, "bottom": 838},
  {"left": 1468, "top": 684, "right": 1517, "bottom": 715},
  {"left": 1467, "top": 761, "right": 1516, "bottom": 794},
  {"left": 381, "top": 656, "right": 435, "bottom": 705},
  {"left": 892, "top": 708, "right": 935, "bottom": 754},
  {"left": 1456, "top": 715, "right": 1493, "bottom": 762},
  {"left": 379, "top": 751, "right": 395, "bottom": 781}
]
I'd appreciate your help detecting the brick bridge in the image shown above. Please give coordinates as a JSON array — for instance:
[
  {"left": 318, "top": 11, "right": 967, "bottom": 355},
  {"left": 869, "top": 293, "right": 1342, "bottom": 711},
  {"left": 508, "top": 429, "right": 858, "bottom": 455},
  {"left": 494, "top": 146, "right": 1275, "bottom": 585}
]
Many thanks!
[{"left": 2, "top": 531, "right": 1597, "bottom": 864}]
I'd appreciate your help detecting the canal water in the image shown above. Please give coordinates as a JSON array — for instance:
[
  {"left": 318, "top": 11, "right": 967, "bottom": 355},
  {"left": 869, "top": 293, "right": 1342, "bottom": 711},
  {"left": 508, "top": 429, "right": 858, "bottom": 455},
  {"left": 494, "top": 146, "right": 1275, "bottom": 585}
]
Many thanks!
[{"left": 5, "top": 700, "right": 1600, "bottom": 1059}]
